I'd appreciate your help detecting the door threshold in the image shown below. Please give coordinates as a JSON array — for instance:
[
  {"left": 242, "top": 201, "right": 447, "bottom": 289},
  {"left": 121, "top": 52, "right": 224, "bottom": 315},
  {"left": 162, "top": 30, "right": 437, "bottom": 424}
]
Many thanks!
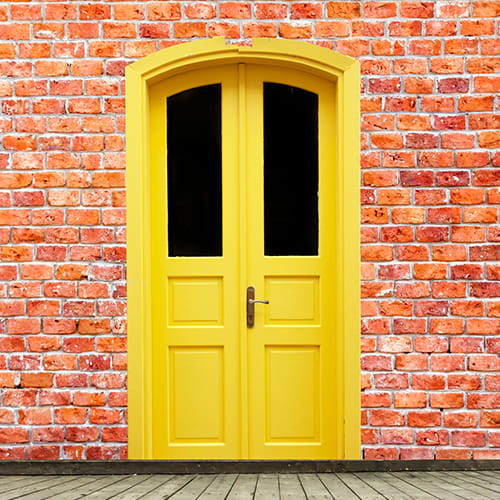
[{"left": 0, "top": 459, "right": 498, "bottom": 475}]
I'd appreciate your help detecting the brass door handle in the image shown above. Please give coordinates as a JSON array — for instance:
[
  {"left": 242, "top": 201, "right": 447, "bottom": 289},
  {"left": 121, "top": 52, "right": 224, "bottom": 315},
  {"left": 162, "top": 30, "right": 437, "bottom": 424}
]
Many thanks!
[{"left": 247, "top": 286, "right": 269, "bottom": 328}]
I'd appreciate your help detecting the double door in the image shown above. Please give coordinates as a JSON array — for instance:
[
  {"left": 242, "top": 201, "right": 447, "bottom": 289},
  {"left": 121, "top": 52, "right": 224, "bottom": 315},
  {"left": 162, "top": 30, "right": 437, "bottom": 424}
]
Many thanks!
[{"left": 148, "top": 64, "right": 339, "bottom": 459}]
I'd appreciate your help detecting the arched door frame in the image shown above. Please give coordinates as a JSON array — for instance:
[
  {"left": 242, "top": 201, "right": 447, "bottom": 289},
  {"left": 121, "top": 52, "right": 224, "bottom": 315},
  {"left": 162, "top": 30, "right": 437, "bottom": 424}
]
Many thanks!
[{"left": 126, "top": 38, "right": 360, "bottom": 459}]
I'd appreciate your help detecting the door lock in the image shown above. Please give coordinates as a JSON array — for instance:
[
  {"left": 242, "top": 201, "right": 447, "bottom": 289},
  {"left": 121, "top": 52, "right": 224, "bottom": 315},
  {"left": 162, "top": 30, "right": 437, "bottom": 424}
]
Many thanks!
[{"left": 247, "top": 286, "right": 269, "bottom": 328}]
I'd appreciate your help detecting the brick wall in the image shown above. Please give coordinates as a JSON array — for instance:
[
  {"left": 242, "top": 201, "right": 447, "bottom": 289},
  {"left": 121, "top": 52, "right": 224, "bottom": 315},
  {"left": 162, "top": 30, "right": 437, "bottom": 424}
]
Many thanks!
[{"left": 0, "top": 1, "right": 498, "bottom": 460}]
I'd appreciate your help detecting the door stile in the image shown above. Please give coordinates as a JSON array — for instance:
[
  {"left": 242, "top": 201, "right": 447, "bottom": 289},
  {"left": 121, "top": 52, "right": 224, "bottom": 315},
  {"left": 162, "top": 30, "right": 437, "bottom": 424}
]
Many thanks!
[
  {"left": 238, "top": 63, "right": 249, "bottom": 458},
  {"left": 149, "top": 86, "right": 167, "bottom": 459}
]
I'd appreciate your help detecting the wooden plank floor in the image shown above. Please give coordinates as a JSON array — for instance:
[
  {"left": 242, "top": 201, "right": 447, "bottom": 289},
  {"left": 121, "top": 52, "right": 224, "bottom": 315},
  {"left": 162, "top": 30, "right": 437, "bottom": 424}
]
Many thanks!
[{"left": 0, "top": 471, "right": 498, "bottom": 499}]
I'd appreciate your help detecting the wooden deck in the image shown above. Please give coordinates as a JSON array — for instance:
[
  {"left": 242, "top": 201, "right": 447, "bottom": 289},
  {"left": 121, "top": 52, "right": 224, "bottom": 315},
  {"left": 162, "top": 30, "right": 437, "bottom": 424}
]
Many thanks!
[{"left": 0, "top": 470, "right": 498, "bottom": 499}]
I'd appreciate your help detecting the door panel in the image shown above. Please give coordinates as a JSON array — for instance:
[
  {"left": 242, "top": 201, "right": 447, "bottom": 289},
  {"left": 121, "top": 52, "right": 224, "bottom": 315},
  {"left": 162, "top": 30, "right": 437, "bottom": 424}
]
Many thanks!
[
  {"left": 150, "top": 66, "right": 241, "bottom": 459},
  {"left": 246, "top": 66, "right": 337, "bottom": 458},
  {"left": 149, "top": 64, "right": 337, "bottom": 459}
]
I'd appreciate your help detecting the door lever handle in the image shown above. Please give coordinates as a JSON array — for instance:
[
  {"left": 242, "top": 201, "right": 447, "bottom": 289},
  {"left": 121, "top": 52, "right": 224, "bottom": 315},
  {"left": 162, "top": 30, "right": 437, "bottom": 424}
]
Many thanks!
[{"left": 247, "top": 286, "right": 269, "bottom": 328}]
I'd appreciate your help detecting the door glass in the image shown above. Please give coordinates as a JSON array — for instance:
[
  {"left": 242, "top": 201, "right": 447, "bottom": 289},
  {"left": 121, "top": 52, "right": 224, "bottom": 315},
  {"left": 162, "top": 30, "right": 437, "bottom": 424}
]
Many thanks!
[
  {"left": 167, "top": 84, "right": 222, "bottom": 257},
  {"left": 263, "top": 83, "right": 319, "bottom": 256}
]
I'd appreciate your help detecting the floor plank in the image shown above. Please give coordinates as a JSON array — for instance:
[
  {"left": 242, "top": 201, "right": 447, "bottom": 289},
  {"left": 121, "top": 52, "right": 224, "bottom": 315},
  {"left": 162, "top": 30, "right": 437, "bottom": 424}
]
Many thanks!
[
  {"left": 0, "top": 476, "right": 56, "bottom": 495},
  {"left": 168, "top": 474, "right": 215, "bottom": 499},
  {"left": 476, "top": 470, "right": 500, "bottom": 483},
  {"left": 434, "top": 471, "right": 500, "bottom": 499},
  {"left": 106, "top": 474, "right": 176, "bottom": 499},
  {"left": 298, "top": 474, "right": 332, "bottom": 499},
  {"left": 79, "top": 475, "right": 152, "bottom": 500},
  {"left": 226, "top": 474, "right": 258, "bottom": 499},
  {"left": 374, "top": 472, "right": 437, "bottom": 500},
  {"left": 11, "top": 476, "right": 96, "bottom": 500},
  {"left": 353, "top": 472, "right": 414, "bottom": 500},
  {"left": 47, "top": 475, "right": 125, "bottom": 500},
  {"left": 279, "top": 474, "right": 306, "bottom": 499},
  {"left": 318, "top": 473, "right": 360, "bottom": 499},
  {"left": 198, "top": 473, "right": 237, "bottom": 499},
  {"left": 254, "top": 473, "right": 279, "bottom": 499},
  {"left": 3, "top": 476, "right": 81, "bottom": 500},
  {"left": 140, "top": 475, "right": 195, "bottom": 499},
  {"left": 394, "top": 471, "right": 466, "bottom": 500},
  {"left": 451, "top": 470, "right": 500, "bottom": 488},
  {"left": 336, "top": 472, "right": 386, "bottom": 499}
]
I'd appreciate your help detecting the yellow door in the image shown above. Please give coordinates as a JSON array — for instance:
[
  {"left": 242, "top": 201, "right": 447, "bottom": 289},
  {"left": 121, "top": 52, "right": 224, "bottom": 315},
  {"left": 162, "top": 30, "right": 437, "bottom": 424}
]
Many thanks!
[{"left": 148, "top": 63, "right": 338, "bottom": 459}]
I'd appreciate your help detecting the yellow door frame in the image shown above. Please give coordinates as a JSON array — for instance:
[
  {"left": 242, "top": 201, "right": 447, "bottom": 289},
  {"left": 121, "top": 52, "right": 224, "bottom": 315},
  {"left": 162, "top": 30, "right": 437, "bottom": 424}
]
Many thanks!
[{"left": 126, "top": 38, "right": 360, "bottom": 460}]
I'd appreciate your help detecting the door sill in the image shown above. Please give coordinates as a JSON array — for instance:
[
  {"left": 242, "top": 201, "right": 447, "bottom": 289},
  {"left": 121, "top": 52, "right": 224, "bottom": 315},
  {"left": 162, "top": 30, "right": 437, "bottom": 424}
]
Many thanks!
[{"left": 0, "top": 459, "right": 498, "bottom": 475}]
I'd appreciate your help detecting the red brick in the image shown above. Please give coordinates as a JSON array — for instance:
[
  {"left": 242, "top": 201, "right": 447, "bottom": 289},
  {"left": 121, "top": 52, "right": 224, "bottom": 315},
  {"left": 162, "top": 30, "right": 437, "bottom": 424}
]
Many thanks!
[
  {"left": 66, "top": 426, "right": 99, "bottom": 442},
  {"left": 278, "top": 23, "right": 312, "bottom": 39},
  {"left": 90, "top": 409, "right": 122, "bottom": 425},
  {"left": 431, "top": 355, "right": 466, "bottom": 372},
  {"left": 415, "top": 337, "right": 449, "bottom": 354},
  {"left": 444, "top": 412, "right": 478, "bottom": 428},
  {"left": 373, "top": 374, "right": 408, "bottom": 390},
  {"left": 55, "top": 374, "right": 88, "bottom": 389},
  {"left": 362, "top": 319, "right": 390, "bottom": 335},
  {"left": 394, "top": 392, "right": 427, "bottom": 408},
  {"left": 436, "top": 448, "right": 471, "bottom": 459},
  {"left": 413, "top": 263, "right": 447, "bottom": 280},
  {"left": 396, "top": 245, "right": 429, "bottom": 260},
  {"left": 450, "top": 337, "right": 484, "bottom": 353},
  {"left": 469, "top": 355, "right": 500, "bottom": 372},
  {"left": 0, "top": 428, "right": 29, "bottom": 444},
  {"left": 90, "top": 374, "right": 124, "bottom": 390},
  {"left": 393, "top": 318, "right": 427, "bottom": 334},
  {"left": 415, "top": 301, "right": 449, "bottom": 317},
  {"left": 412, "top": 374, "right": 446, "bottom": 390},
  {"left": 377, "top": 188, "right": 410, "bottom": 205},
  {"left": 7, "top": 318, "right": 40, "bottom": 335},
  {"left": 361, "top": 355, "right": 392, "bottom": 371},
  {"left": 291, "top": 3, "right": 323, "bottom": 19},
  {"left": 380, "top": 226, "right": 414, "bottom": 243},
  {"left": 430, "top": 393, "right": 464, "bottom": 409},
  {"left": 468, "top": 394, "right": 500, "bottom": 409},
  {"left": 451, "top": 431, "right": 486, "bottom": 448},
  {"left": 378, "top": 264, "right": 411, "bottom": 280},
  {"left": 20, "top": 373, "right": 53, "bottom": 389},
  {"left": 416, "top": 430, "right": 449, "bottom": 446},
  {"left": 432, "top": 245, "right": 466, "bottom": 262},
  {"left": 72, "top": 391, "right": 106, "bottom": 407},
  {"left": 380, "top": 300, "right": 412, "bottom": 316},
  {"left": 408, "top": 411, "right": 441, "bottom": 427},
  {"left": 243, "top": 22, "right": 277, "bottom": 38},
  {"left": 379, "top": 336, "right": 412, "bottom": 353},
  {"left": 364, "top": 447, "right": 399, "bottom": 460},
  {"left": 429, "top": 318, "right": 464, "bottom": 334},
  {"left": 380, "top": 429, "right": 413, "bottom": 445},
  {"left": 395, "top": 283, "right": 429, "bottom": 298},
  {"left": 433, "top": 284, "right": 468, "bottom": 303},
  {"left": 361, "top": 428, "right": 378, "bottom": 444},
  {"left": 362, "top": 392, "right": 391, "bottom": 408},
  {"left": 395, "top": 354, "right": 428, "bottom": 371},
  {"left": 102, "top": 427, "right": 127, "bottom": 443},
  {"left": 448, "top": 375, "right": 481, "bottom": 392}
]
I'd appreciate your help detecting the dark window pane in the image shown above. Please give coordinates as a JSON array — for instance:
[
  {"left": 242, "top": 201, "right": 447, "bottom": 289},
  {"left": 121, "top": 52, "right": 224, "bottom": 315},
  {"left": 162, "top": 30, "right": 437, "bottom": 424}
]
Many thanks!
[
  {"left": 167, "top": 84, "right": 222, "bottom": 257},
  {"left": 264, "top": 83, "right": 319, "bottom": 256}
]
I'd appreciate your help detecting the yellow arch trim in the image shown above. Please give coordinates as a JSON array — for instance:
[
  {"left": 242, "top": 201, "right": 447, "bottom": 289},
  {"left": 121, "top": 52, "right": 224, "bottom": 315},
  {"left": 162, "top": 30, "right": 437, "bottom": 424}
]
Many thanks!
[{"left": 126, "top": 38, "right": 360, "bottom": 460}]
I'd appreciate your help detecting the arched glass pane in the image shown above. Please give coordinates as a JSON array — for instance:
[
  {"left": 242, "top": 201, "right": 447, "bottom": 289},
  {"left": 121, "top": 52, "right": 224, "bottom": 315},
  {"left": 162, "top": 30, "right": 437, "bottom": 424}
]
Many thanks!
[
  {"left": 167, "top": 84, "right": 222, "bottom": 257},
  {"left": 264, "top": 83, "right": 319, "bottom": 256}
]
